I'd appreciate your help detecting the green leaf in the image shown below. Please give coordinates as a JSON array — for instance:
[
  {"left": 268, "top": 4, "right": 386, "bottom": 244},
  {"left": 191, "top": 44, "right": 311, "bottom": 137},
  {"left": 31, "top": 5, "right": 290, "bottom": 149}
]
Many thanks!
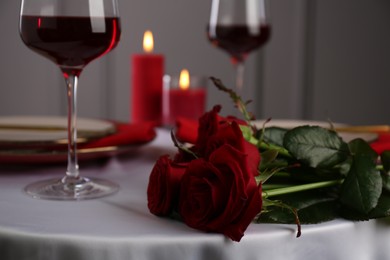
[
  {"left": 381, "top": 172, "right": 390, "bottom": 193},
  {"left": 381, "top": 151, "right": 390, "bottom": 192},
  {"left": 284, "top": 126, "right": 349, "bottom": 168},
  {"left": 289, "top": 167, "right": 344, "bottom": 182},
  {"left": 368, "top": 192, "right": 390, "bottom": 219},
  {"left": 381, "top": 151, "right": 390, "bottom": 172},
  {"left": 256, "top": 168, "right": 279, "bottom": 184},
  {"left": 333, "top": 158, "right": 352, "bottom": 176},
  {"left": 258, "top": 190, "right": 338, "bottom": 224},
  {"left": 339, "top": 154, "right": 382, "bottom": 214},
  {"left": 296, "top": 200, "right": 339, "bottom": 224},
  {"left": 239, "top": 125, "right": 255, "bottom": 143},
  {"left": 340, "top": 191, "right": 390, "bottom": 220},
  {"left": 261, "top": 149, "right": 279, "bottom": 165},
  {"left": 259, "top": 149, "right": 290, "bottom": 171},
  {"left": 263, "top": 127, "right": 287, "bottom": 147},
  {"left": 348, "top": 138, "right": 378, "bottom": 159}
]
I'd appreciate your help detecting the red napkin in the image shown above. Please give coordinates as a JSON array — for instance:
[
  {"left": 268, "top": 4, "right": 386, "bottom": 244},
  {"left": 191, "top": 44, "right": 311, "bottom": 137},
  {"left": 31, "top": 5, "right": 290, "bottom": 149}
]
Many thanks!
[
  {"left": 369, "top": 133, "right": 390, "bottom": 155},
  {"left": 80, "top": 122, "right": 156, "bottom": 149},
  {"left": 175, "top": 117, "right": 199, "bottom": 144}
]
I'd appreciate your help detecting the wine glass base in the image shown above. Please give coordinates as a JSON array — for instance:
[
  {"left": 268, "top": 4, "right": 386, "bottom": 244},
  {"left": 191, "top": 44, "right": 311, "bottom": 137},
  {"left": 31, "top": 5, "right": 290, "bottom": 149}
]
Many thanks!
[{"left": 24, "top": 177, "right": 119, "bottom": 200}]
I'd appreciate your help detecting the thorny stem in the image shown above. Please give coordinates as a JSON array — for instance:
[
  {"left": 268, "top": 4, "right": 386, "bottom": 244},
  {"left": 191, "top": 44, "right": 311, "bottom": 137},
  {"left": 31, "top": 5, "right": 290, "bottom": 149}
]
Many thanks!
[{"left": 210, "top": 77, "right": 254, "bottom": 123}]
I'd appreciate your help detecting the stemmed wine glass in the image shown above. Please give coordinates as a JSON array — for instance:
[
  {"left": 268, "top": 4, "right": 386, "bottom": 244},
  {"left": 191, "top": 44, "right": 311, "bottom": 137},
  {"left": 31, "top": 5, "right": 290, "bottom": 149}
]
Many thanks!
[
  {"left": 19, "top": 0, "right": 121, "bottom": 200},
  {"left": 207, "top": 0, "right": 271, "bottom": 93}
]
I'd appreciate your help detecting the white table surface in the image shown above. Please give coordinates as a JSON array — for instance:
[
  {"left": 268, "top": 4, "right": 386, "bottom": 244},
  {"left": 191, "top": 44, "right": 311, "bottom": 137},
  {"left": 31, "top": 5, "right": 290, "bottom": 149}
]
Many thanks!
[{"left": 0, "top": 129, "right": 389, "bottom": 260}]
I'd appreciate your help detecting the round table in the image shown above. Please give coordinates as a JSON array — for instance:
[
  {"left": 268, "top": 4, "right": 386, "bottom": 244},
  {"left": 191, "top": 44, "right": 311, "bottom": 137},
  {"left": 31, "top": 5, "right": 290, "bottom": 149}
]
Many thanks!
[{"left": 0, "top": 129, "right": 388, "bottom": 260}]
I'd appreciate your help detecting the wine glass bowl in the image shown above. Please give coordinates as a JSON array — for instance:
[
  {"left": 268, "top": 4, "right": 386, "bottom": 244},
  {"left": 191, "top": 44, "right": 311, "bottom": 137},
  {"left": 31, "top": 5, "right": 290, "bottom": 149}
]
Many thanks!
[
  {"left": 20, "top": 2, "right": 120, "bottom": 76},
  {"left": 207, "top": 24, "right": 271, "bottom": 64},
  {"left": 207, "top": 0, "right": 271, "bottom": 91},
  {"left": 19, "top": 0, "right": 121, "bottom": 200}
]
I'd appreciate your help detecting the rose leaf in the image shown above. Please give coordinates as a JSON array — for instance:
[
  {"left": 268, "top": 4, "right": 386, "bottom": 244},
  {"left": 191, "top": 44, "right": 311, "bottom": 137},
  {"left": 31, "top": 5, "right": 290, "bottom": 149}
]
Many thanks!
[
  {"left": 380, "top": 151, "right": 390, "bottom": 192},
  {"left": 258, "top": 190, "right": 338, "bottom": 224},
  {"left": 263, "top": 127, "right": 287, "bottom": 147},
  {"left": 368, "top": 191, "right": 390, "bottom": 219},
  {"left": 348, "top": 138, "right": 378, "bottom": 158},
  {"left": 381, "top": 151, "right": 390, "bottom": 172},
  {"left": 340, "top": 191, "right": 390, "bottom": 220},
  {"left": 339, "top": 154, "right": 382, "bottom": 214},
  {"left": 381, "top": 172, "right": 390, "bottom": 193},
  {"left": 283, "top": 126, "right": 349, "bottom": 168}
]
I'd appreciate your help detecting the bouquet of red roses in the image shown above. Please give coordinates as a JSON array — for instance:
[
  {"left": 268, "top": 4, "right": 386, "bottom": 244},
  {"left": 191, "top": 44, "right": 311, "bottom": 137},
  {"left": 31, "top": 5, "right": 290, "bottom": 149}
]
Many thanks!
[
  {"left": 147, "top": 77, "right": 390, "bottom": 242},
  {"left": 147, "top": 104, "right": 261, "bottom": 242}
]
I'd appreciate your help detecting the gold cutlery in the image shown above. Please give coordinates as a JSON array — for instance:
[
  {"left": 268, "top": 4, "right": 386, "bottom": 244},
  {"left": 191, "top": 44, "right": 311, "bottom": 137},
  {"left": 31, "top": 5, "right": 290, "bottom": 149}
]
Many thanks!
[{"left": 334, "top": 125, "right": 390, "bottom": 133}]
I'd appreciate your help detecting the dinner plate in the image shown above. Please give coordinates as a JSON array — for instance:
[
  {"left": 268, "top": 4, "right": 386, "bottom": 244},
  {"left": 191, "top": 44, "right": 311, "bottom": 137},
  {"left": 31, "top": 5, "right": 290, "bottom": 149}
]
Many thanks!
[
  {"left": 252, "top": 119, "right": 378, "bottom": 143},
  {"left": 0, "top": 116, "right": 116, "bottom": 147},
  {"left": 0, "top": 116, "right": 155, "bottom": 164},
  {"left": 0, "top": 145, "right": 139, "bottom": 164}
]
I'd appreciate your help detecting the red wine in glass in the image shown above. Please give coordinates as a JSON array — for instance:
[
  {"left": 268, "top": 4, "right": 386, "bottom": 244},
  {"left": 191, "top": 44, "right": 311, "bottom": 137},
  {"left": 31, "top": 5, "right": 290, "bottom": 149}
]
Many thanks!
[
  {"left": 207, "top": 24, "right": 271, "bottom": 64},
  {"left": 19, "top": 0, "right": 121, "bottom": 200},
  {"left": 207, "top": 0, "right": 271, "bottom": 95},
  {"left": 20, "top": 15, "right": 120, "bottom": 76}
]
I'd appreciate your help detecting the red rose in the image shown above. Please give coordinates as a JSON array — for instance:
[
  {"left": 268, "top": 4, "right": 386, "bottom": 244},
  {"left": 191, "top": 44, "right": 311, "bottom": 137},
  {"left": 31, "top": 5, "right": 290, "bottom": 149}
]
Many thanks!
[
  {"left": 194, "top": 107, "right": 259, "bottom": 176},
  {"left": 204, "top": 121, "right": 260, "bottom": 176},
  {"left": 147, "top": 155, "right": 187, "bottom": 216},
  {"left": 195, "top": 106, "right": 246, "bottom": 148},
  {"left": 204, "top": 121, "right": 244, "bottom": 158},
  {"left": 195, "top": 105, "right": 223, "bottom": 156},
  {"left": 198, "top": 117, "right": 260, "bottom": 177},
  {"left": 178, "top": 144, "right": 262, "bottom": 242},
  {"left": 243, "top": 140, "right": 261, "bottom": 177}
]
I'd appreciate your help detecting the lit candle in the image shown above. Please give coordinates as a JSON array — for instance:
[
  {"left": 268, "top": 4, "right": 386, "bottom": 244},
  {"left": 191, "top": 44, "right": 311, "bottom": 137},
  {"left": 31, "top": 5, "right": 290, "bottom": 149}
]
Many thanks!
[
  {"left": 131, "top": 30, "right": 164, "bottom": 125},
  {"left": 163, "top": 69, "right": 207, "bottom": 126}
]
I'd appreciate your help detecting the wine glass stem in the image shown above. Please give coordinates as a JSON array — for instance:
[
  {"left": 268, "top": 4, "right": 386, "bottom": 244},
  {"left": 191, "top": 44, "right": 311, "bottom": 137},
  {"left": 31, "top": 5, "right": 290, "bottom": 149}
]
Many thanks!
[
  {"left": 64, "top": 74, "right": 80, "bottom": 179},
  {"left": 235, "top": 62, "right": 245, "bottom": 95}
]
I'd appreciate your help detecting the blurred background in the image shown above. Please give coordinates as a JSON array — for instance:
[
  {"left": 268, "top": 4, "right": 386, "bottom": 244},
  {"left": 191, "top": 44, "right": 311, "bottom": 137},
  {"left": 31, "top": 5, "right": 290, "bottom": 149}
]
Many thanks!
[{"left": 1, "top": 0, "right": 390, "bottom": 125}]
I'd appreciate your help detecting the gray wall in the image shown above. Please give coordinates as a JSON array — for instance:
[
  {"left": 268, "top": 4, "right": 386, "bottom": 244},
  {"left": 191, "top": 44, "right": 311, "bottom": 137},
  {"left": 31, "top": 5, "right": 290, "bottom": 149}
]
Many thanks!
[
  {"left": 1, "top": 0, "right": 390, "bottom": 126},
  {"left": 307, "top": 0, "right": 390, "bottom": 124},
  {"left": 261, "top": 0, "right": 390, "bottom": 125}
]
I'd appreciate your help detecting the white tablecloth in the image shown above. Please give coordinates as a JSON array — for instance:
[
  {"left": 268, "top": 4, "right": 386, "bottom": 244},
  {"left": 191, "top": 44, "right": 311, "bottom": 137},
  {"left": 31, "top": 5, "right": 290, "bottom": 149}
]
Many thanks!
[{"left": 0, "top": 129, "right": 389, "bottom": 260}]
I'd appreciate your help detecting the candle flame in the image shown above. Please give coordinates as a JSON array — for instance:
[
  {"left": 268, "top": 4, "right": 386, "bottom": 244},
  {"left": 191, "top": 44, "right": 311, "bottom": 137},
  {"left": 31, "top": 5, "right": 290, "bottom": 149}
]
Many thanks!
[
  {"left": 143, "top": 30, "right": 154, "bottom": 53},
  {"left": 179, "top": 69, "right": 190, "bottom": 90}
]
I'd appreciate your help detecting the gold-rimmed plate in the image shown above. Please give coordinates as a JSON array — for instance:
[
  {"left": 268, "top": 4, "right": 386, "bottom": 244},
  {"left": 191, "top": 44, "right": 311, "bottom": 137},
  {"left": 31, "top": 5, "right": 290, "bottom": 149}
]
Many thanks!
[
  {"left": 0, "top": 145, "right": 139, "bottom": 164},
  {"left": 0, "top": 116, "right": 116, "bottom": 148},
  {"left": 0, "top": 116, "right": 156, "bottom": 164}
]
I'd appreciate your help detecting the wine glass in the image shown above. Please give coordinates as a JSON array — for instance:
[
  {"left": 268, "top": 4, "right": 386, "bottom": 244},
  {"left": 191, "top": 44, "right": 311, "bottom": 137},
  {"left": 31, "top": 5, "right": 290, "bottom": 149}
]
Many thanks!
[
  {"left": 207, "top": 0, "right": 271, "bottom": 93},
  {"left": 19, "top": 0, "right": 121, "bottom": 200}
]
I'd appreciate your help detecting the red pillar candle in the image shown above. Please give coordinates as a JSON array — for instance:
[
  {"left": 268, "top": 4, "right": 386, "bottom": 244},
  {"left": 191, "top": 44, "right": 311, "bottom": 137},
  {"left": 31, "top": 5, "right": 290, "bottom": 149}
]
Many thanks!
[
  {"left": 131, "top": 30, "right": 164, "bottom": 125},
  {"left": 163, "top": 69, "right": 207, "bottom": 126}
]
